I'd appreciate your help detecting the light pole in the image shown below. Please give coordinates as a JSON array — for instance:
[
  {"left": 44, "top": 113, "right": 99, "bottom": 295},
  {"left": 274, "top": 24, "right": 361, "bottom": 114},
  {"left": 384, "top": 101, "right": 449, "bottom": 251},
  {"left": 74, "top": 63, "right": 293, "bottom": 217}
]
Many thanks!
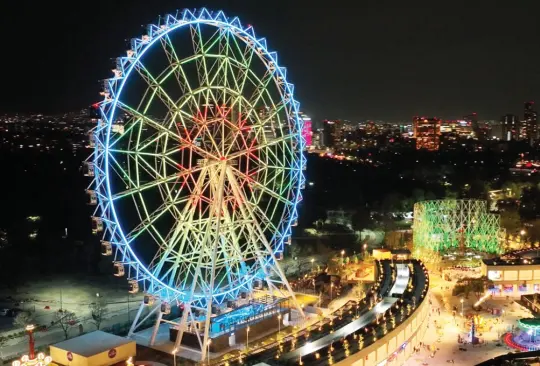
[
  {"left": 311, "top": 258, "right": 315, "bottom": 272},
  {"left": 25, "top": 324, "right": 35, "bottom": 360},
  {"left": 341, "top": 250, "right": 345, "bottom": 265},
  {"left": 460, "top": 298, "right": 464, "bottom": 316},
  {"left": 246, "top": 326, "right": 250, "bottom": 353},
  {"left": 363, "top": 244, "right": 367, "bottom": 259},
  {"left": 277, "top": 314, "right": 282, "bottom": 338},
  {"left": 206, "top": 339, "right": 211, "bottom": 363},
  {"left": 173, "top": 348, "right": 177, "bottom": 366},
  {"left": 330, "top": 283, "right": 334, "bottom": 301}
]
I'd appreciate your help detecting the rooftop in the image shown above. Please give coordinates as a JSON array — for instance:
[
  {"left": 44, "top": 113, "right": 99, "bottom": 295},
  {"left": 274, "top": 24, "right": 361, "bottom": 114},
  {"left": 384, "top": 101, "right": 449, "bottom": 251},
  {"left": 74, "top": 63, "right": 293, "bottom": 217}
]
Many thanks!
[{"left": 51, "top": 331, "right": 134, "bottom": 357}]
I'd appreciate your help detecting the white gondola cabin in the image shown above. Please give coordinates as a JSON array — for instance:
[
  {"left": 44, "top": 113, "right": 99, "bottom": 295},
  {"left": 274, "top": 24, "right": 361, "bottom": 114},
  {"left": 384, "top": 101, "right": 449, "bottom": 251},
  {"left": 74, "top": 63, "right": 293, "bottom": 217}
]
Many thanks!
[
  {"left": 87, "top": 190, "right": 97, "bottom": 205},
  {"left": 254, "top": 279, "right": 263, "bottom": 289},
  {"left": 101, "top": 241, "right": 112, "bottom": 256},
  {"left": 113, "top": 262, "right": 125, "bottom": 277},
  {"left": 83, "top": 162, "right": 95, "bottom": 177},
  {"left": 144, "top": 295, "right": 155, "bottom": 306},
  {"left": 88, "top": 132, "right": 96, "bottom": 148},
  {"left": 91, "top": 217, "right": 103, "bottom": 234},
  {"left": 128, "top": 280, "right": 139, "bottom": 294},
  {"left": 161, "top": 302, "right": 171, "bottom": 314}
]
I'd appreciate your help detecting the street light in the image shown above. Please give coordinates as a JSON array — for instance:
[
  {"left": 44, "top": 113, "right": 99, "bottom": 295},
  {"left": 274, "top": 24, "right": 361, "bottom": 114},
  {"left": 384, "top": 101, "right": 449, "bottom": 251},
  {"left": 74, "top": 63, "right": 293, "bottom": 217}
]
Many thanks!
[
  {"left": 521, "top": 229, "right": 527, "bottom": 236},
  {"left": 311, "top": 258, "right": 315, "bottom": 272},
  {"left": 246, "top": 326, "right": 250, "bottom": 353},
  {"left": 172, "top": 348, "right": 178, "bottom": 366},
  {"left": 277, "top": 314, "right": 282, "bottom": 337},
  {"left": 330, "top": 283, "right": 334, "bottom": 301},
  {"left": 460, "top": 298, "right": 464, "bottom": 315}
]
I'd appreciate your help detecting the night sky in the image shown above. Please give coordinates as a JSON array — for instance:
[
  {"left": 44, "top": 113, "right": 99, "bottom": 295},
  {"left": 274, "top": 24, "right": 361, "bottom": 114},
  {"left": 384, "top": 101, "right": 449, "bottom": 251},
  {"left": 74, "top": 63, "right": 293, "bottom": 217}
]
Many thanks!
[{"left": 2, "top": 0, "right": 539, "bottom": 122}]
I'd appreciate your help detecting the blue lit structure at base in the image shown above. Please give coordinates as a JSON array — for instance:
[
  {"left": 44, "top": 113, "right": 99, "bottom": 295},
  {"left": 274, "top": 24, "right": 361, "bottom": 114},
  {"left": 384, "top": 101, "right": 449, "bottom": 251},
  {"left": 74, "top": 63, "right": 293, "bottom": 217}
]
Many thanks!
[{"left": 170, "top": 296, "right": 290, "bottom": 352}]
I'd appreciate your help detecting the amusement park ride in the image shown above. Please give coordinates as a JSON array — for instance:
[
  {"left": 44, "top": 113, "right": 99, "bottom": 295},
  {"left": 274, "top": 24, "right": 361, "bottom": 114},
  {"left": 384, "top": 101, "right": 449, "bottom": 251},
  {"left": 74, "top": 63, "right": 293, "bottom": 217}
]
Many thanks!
[
  {"left": 11, "top": 325, "right": 53, "bottom": 366},
  {"left": 84, "top": 8, "right": 306, "bottom": 361}
]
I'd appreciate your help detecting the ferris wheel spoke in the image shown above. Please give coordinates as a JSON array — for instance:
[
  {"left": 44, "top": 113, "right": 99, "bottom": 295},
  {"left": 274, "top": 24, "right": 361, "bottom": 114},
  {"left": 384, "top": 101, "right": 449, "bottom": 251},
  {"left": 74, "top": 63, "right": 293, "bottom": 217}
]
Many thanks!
[
  {"left": 111, "top": 166, "right": 203, "bottom": 201},
  {"left": 133, "top": 61, "right": 179, "bottom": 114},
  {"left": 190, "top": 24, "right": 210, "bottom": 88},
  {"left": 116, "top": 102, "right": 182, "bottom": 140},
  {"left": 159, "top": 34, "right": 193, "bottom": 96},
  {"left": 231, "top": 167, "right": 293, "bottom": 206},
  {"left": 228, "top": 30, "right": 256, "bottom": 96},
  {"left": 110, "top": 148, "right": 179, "bottom": 169},
  {"left": 107, "top": 152, "right": 138, "bottom": 188},
  {"left": 125, "top": 204, "right": 169, "bottom": 243},
  {"left": 150, "top": 166, "right": 213, "bottom": 281},
  {"left": 247, "top": 70, "right": 275, "bottom": 111}
]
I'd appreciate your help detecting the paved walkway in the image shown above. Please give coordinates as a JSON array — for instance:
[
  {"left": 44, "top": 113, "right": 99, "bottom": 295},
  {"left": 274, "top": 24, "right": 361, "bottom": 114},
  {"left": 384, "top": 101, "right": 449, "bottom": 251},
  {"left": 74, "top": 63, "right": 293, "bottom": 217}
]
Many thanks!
[{"left": 403, "top": 272, "right": 531, "bottom": 365}]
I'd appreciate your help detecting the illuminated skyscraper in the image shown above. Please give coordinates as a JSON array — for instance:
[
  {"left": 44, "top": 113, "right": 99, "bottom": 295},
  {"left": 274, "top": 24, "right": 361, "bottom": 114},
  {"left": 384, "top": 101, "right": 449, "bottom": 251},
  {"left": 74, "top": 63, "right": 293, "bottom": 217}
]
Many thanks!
[
  {"left": 299, "top": 112, "right": 312, "bottom": 148},
  {"left": 523, "top": 101, "right": 538, "bottom": 143},
  {"left": 322, "top": 119, "right": 341, "bottom": 148},
  {"left": 413, "top": 117, "right": 441, "bottom": 151},
  {"left": 501, "top": 114, "right": 519, "bottom": 141}
]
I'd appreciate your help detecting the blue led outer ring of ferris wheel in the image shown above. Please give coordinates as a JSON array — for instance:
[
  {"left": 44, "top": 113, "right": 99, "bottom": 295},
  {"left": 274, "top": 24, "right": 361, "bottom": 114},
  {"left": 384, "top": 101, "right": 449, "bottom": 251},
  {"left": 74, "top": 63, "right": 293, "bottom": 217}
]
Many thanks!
[{"left": 102, "top": 10, "right": 304, "bottom": 300}]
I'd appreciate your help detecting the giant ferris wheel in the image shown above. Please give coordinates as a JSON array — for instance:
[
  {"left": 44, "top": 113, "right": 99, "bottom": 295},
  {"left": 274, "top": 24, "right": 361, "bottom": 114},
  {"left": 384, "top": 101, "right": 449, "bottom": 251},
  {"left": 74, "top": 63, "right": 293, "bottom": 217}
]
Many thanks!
[{"left": 85, "top": 8, "right": 306, "bottom": 355}]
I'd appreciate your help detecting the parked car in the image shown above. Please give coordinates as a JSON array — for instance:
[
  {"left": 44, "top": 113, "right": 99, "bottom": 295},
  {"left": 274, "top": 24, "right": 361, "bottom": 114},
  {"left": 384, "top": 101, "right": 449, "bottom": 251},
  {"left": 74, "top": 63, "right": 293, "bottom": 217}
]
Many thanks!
[{"left": 7, "top": 308, "right": 22, "bottom": 317}]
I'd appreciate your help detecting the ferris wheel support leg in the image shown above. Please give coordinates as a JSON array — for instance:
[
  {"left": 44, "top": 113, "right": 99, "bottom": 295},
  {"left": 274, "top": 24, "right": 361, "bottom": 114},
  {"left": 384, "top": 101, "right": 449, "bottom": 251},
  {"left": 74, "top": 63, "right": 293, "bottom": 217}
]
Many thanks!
[
  {"left": 225, "top": 167, "right": 305, "bottom": 319},
  {"left": 201, "top": 163, "right": 227, "bottom": 362},
  {"left": 149, "top": 306, "right": 163, "bottom": 346},
  {"left": 128, "top": 301, "right": 146, "bottom": 337},
  {"left": 173, "top": 303, "right": 191, "bottom": 351}
]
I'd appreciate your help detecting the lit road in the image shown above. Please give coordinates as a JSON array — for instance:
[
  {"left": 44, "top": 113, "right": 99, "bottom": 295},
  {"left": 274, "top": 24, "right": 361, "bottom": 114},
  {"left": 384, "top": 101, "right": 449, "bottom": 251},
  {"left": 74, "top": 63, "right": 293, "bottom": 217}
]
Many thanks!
[
  {"left": 282, "top": 297, "right": 398, "bottom": 360},
  {"left": 281, "top": 262, "right": 410, "bottom": 362},
  {"left": 389, "top": 263, "right": 409, "bottom": 296}
]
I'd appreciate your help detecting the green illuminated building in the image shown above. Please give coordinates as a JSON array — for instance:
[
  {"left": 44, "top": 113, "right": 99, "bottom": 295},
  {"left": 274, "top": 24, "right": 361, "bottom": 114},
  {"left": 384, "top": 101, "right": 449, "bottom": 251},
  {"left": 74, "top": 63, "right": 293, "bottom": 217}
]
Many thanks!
[{"left": 413, "top": 199, "right": 504, "bottom": 254}]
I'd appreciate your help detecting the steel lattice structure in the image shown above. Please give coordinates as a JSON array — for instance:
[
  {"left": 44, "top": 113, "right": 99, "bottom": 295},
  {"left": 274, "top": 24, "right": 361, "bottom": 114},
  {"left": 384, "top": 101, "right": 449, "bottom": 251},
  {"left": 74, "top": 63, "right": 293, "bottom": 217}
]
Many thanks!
[
  {"left": 84, "top": 8, "right": 306, "bottom": 357},
  {"left": 413, "top": 199, "right": 504, "bottom": 254}
]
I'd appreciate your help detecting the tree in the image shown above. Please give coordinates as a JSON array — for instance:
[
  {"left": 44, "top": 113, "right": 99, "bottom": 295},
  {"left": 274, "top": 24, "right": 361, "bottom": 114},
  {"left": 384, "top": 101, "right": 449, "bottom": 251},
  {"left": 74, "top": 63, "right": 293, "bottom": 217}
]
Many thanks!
[
  {"left": 0, "top": 335, "right": 7, "bottom": 359},
  {"left": 13, "top": 311, "right": 34, "bottom": 328},
  {"left": 54, "top": 311, "right": 78, "bottom": 340},
  {"left": 381, "top": 192, "right": 402, "bottom": 213},
  {"left": 89, "top": 298, "right": 108, "bottom": 330},
  {"left": 412, "top": 188, "right": 425, "bottom": 203},
  {"left": 500, "top": 209, "right": 521, "bottom": 233}
]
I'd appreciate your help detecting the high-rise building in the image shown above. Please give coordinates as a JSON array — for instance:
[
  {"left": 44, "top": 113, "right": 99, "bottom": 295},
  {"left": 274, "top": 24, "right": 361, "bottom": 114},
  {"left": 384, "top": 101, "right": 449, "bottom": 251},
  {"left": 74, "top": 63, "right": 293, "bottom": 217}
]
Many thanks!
[
  {"left": 413, "top": 117, "right": 441, "bottom": 151},
  {"left": 464, "top": 112, "right": 483, "bottom": 139},
  {"left": 299, "top": 113, "right": 312, "bottom": 148},
  {"left": 523, "top": 101, "right": 538, "bottom": 142},
  {"left": 501, "top": 114, "right": 519, "bottom": 141},
  {"left": 322, "top": 119, "right": 341, "bottom": 148}
]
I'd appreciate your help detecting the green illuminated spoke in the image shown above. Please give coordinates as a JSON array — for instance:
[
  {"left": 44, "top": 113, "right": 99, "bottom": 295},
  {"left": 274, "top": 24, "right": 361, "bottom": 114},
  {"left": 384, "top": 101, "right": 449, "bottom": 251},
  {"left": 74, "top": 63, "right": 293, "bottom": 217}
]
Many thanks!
[
  {"left": 111, "top": 167, "right": 202, "bottom": 201},
  {"left": 117, "top": 102, "right": 180, "bottom": 139},
  {"left": 133, "top": 61, "right": 178, "bottom": 114},
  {"left": 232, "top": 167, "right": 293, "bottom": 206}
]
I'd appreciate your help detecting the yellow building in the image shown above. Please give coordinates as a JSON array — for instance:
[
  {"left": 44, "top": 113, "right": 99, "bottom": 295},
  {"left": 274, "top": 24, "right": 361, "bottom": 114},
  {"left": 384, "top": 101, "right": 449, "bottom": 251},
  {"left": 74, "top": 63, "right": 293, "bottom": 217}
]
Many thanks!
[
  {"left": 50, "top": 331, "right": 136, "bottom": 366},
  {"left": 372, "top": 249, "right": 392, "bottom": 260},
  {"left": 482, "top": 251, "right": 540, "bottom": 296}
]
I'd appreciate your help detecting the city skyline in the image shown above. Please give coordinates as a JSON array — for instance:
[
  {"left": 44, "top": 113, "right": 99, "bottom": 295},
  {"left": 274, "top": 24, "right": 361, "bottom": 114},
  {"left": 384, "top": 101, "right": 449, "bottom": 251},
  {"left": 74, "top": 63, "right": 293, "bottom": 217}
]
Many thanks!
[{"left": 1, "top": 1, "right": 539, "bottom": 122}]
